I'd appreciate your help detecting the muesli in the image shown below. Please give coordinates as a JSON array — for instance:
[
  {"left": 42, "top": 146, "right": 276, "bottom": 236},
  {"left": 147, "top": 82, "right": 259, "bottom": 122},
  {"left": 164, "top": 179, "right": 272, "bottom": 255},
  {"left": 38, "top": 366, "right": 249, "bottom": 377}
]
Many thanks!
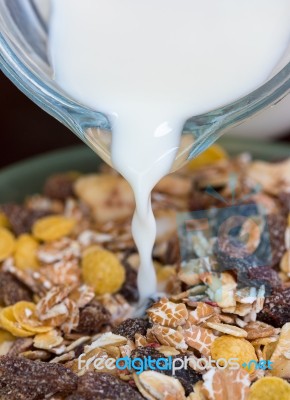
[{"left": 0, "top": 146, "right": 289, "bottom": 400}]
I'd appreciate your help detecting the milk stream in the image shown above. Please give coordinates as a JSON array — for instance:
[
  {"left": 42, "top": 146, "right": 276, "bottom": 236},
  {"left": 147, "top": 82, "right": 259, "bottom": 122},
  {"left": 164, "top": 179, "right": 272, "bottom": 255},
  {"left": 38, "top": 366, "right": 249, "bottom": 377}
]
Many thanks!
[{"left": 49, "top": 0, "right": 290, "bottom": 302}]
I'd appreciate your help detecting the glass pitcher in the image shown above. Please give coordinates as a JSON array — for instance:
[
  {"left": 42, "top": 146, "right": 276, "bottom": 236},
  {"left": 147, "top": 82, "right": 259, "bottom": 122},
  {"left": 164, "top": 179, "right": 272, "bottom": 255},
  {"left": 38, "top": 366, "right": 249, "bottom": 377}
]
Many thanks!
[{"left": 1, "top": 0, "right": 290, "bottom": 171}]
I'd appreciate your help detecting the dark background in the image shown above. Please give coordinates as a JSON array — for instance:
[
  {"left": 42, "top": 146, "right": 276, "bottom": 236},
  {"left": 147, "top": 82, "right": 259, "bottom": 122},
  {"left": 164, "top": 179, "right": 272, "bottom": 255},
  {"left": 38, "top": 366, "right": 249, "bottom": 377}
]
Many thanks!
[{"left": 1, "top": 71, "right": 290, "bottom": 169}]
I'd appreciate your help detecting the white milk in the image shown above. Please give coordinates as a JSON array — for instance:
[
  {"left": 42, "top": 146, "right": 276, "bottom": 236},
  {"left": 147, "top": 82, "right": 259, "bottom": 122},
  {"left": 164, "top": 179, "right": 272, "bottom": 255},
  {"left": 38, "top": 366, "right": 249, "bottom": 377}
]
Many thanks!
[{"left": 49, "top": 0, "right": 290, "bottom": 301}]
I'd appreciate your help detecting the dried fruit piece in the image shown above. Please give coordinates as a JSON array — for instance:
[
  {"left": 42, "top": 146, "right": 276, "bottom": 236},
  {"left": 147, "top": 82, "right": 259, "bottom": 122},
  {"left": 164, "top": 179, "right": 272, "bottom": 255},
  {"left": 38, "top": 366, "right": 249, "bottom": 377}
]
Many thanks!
[
  {"left": 134, "top": 370, "right": 186, "bottom": 400},
  {"left": 113, "top": 318, "right": 150, "bottom": 341},
  {"left": 202, "top": 368, "right": 250, "bottom": 400},
  {"left": 82, "top": 247, "right": 125, "bottom": 295},
  {"left": 119, "top": 261, "right": 139, "bottom": 302},
  {"left": 0, "top": 228, "right": 15, "bottom": 261},
  {"left": 0, "top": 272, "right": 32, "bottom": 306},
  {"left": 33, "top": 215, "right": 75, "bottom": 242},
  {"left": 249, "top": 377, "right": 290, "bottom": 400},
  {"left": 76, "top": 300, "right": 111, "bottom": 334},
  {"left": 183, "top": 323, "right": 216, "bottom": 357},
  {"left": 14, "top": 234, "right": 39, "bottom": 271},
  {"left": 267, "top": 213, "right": 287, "bottom": 267},
  {"left": 162, "top": 355, "right": 202, "bottom": 396},
  {"left": 1, "top": 204, "right": 51, "bottom": 235},
  {"left": 147, "top": 298, "right": 188, "bottom": 328},
  {"left": 0, "top": 355, "right": 77, "bottom": 400},
  {"left": 280, "top": 250, "right": 290, "bottom": 274},
  {"left": 258, "top": 288, "right": 290, "bottom": 328},
  {"left": 68, "top": 371, "right": 144, "bottom": 400},
  {"left": 0, "top": 306, "right": 34, "bottom": 337},
  {"left": 44, "top": 172, "right": 77, "bottom": 201},
  {"left": 211, "top": 336, "right": 257, "bottom": 373}
]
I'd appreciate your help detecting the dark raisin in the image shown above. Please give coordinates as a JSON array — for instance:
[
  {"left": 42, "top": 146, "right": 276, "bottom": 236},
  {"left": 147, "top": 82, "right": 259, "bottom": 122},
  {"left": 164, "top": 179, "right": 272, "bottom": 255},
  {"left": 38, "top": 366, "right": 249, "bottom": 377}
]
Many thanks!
[
  {"left": 0, "top": 356, "right": 77, "bottom": 400},
  {"left": 163, "top": 355, "right": 202, "bottom": 396},
  {"left": 113, "top": 318, "right": 150, "bottom": 341},
  {"left": 131, "top": 346, "right": 164, "bottom": 361},
  {"left": 164, "top": 235, "right": 181, "bottom": 265},
  {"left": 0, "top": 272, "right": 32, "bottom": 306},
  {"left": 119, "top": 262, "right": 139, "bottom": 302},
  {"left": 279, "top": 192, "right": 290, "bottom": 215},
  {"left": 44, "top": 173, "right": 77, "bottom": 201},
  {"left": 76, "top": 301, "right": 111, "bottom": 334},
  {"left": 66, "top": 372, "right": 144, "bottom": 400},
  {"left": 1, "top": 204, "right": 51, "bottom": 235},
  {"left": 237, "top": 266, "right": 281, "bottom": 294},
  {"left": 258, "top": 287, "right": 290, "bottom": 328},
  {"left": 267, "top": 214, "right": 287, "bottom": 267}
]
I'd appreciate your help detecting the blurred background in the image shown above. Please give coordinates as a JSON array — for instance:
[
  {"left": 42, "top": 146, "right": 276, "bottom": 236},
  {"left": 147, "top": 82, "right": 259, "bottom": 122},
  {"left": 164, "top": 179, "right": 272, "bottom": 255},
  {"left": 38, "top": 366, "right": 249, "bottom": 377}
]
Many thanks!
[{"left": 1, "top": 70, "right": 290, "bottom": 169}]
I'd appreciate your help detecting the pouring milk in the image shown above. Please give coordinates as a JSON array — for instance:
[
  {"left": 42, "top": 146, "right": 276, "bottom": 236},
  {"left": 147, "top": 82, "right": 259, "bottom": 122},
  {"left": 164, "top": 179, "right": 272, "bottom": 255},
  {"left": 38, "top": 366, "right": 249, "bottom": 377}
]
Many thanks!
[{"left": 49, "top": 0, "right": 290, "bottom": 302}]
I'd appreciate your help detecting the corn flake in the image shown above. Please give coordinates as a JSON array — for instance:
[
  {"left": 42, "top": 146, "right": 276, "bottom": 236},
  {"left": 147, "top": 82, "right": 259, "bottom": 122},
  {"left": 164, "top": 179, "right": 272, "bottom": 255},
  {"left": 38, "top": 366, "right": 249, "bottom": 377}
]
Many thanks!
[
  {"left": 211, "top": 336, "right": 257, "bottom": 373},
  {"left": 0, "top": 306, "right": 34, "bottom": 337},
  {"left": 14, "top": 234, "right": 39, "bottom": 271},
  {"left": 249, "top": 377, "right": 290, "bottom": 400},
  {"left": 82, "top": 247, "right": 125, "bottom": 295},
  {"left": 0, "top": 228, "right": 15, "bottom": 261},
  {"left": 33, "top": 216, "right": 75, "bottom": 242},
  {"left": 13, "top": 301, "right": 52, "bottom": 333}
]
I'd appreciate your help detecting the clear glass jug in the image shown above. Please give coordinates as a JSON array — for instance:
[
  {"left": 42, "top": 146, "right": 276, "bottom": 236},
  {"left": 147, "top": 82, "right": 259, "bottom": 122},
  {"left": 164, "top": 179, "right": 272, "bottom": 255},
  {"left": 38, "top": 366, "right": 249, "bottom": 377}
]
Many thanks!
[{"left": 1, "top": 0, "right": 290, "bottom": 171}]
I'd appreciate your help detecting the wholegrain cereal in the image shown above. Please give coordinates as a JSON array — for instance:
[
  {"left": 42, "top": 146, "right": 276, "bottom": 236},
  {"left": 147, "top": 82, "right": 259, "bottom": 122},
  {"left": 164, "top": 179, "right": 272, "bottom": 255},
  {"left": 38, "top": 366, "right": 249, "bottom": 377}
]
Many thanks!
[{"left": 0, "top": 148, "right": 289, "bottom": 399}]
